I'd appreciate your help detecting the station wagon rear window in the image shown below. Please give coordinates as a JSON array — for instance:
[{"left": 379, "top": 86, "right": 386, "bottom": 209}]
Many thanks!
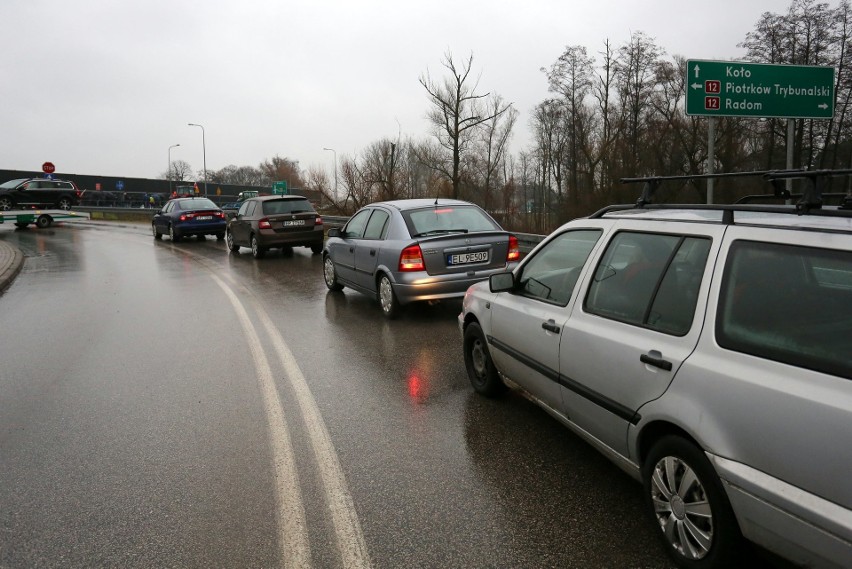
[{"left": 403, "top": 206, "right": 499, "bottom": 237}]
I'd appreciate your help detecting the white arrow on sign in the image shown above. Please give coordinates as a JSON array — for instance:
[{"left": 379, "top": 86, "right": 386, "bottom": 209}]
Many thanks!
[
  {"left": 691, "top": 83, "right": 702, "bottom": 90},
  {"left": 818, "top": 103, "right": 829, "bottom": 109},
  {"left": 693, "top": 64, "right": 701, "bottom": 78}
]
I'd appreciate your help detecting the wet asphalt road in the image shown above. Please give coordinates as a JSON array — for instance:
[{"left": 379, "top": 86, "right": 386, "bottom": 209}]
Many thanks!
[{"left": 0, "top": 220, "right": 757, "bottom": 568}]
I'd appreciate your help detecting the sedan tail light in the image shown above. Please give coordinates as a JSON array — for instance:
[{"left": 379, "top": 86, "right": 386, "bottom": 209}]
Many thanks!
[
  {"left": 258, "top": 217, "right": 272, "bottom": 229},
  {"left": 399, "top": 244, "right": 425, "bottom": 272},
  {"left": 507, "top": 235, "right": 520, "bottom": 262}
]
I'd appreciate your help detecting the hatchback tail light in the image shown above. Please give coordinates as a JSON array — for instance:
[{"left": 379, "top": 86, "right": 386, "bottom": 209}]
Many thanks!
[
  {"left": 259, "top": 217, "right": 272, "bottom": 229},
  {"left": 399, "top": 244, "right": 425, "bottom": 271},
  {"left": 507, "top": 235, "right": 520, "bottom": 262}
]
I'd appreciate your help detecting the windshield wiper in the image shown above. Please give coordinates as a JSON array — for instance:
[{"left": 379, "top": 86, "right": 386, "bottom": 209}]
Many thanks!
[{"left": 413, "top": 229, "right": 470, "bottom": 237}]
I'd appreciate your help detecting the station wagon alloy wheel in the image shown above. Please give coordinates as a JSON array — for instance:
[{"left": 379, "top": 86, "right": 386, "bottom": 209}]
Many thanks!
[
  {"left": 643, "top": 436, "right": 742, "bottom": 568},
  {"left": 463, "top": 322, "right": 505, "bottom": 397},
  {"left": 57, "top": 197, "right": 73, "bottom": 210},
  {"left": 0, "top": 197, "right": 13, "bottom": 211}
]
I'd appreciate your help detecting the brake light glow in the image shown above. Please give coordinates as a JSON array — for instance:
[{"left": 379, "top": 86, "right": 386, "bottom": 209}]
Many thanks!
[
  {"left": 433, "top": 208, "right": 454, "bottom": 214},
  {"left": 399, "top": 244, "right": 425, "bottom": 271},
  {"left": 259, "top": 217, "right": 272, "bottom": 229},
  {"left": 507, "top": 235, "right": 520, "bottom": 262},
  {"left": 179, "top": 214, "right": 187, "bottom": 221}
]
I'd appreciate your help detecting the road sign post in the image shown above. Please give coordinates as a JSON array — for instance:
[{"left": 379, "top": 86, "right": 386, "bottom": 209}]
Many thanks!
[{"left": 685, "top": 60, "right": 835, "bottom": 119}]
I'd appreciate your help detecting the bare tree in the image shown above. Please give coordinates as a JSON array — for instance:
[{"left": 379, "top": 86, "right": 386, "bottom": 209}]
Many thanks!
[
  {"left": 259, "top": 155, "right": 303, "bottom": 189},
  {"left": 419, "top": 51, "right": 512, "bottom": 199},
  {"left": 471, "top": 94, "right": 518, "bottom": 210},
  {"left": 209, "top": 165, "right": 265, "bottom": 186},
  {"left": 161, "top": 159, "right": 193, "bottom": 182}
]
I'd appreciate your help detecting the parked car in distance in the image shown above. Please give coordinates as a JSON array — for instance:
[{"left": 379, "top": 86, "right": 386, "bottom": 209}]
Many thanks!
[
  {"left": 226, "top": 195, "right": 324, "bottom": 258},
  {"left": 0, "top": 178, "right": 82, "bottom": 210},
  {"left": 151, "top": 197, "right": 227, "bottom": 242},
  {"left": 323, "top": 198, "right": 520, "bottom": 318},
  {"left": 459, "top": 191, "right": 852, "bottom": 569}
]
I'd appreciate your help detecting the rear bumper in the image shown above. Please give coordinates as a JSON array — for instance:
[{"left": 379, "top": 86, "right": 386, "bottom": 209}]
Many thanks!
[
  {"left": 256, "top": 228, "right": 324, "bottom": 248},
  {"left": 392, "top": 264, "right": 514, "bottom": 305},
  {"left": 710, "top": 454, "right": 852, "bottom": 569},
  {"left": 176, "top": 220, "right": 227, "bottom": 235}
]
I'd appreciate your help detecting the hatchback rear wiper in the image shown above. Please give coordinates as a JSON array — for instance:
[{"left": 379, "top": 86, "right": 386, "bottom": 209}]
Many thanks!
[{"left": 413, "top": 229, "right": 470, "bottom": 237}]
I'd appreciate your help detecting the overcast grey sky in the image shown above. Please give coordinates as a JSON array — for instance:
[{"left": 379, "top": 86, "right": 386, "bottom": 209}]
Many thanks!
[{"left": 2, "top": 0, "right": 795, "bottom": 182}]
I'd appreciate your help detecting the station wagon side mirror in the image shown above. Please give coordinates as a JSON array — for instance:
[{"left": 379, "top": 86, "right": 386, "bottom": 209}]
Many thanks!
[
  {"left": 328, "top": 227, "right": 341, "bottom": 238},
  {"left": 489, "top": 272, "right": 515, "bottom": 293}
]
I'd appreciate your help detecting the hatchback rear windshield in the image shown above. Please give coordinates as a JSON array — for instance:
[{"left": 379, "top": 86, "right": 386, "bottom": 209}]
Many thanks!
[
  {"left": 262, "top": 199, "right": 315, "bottom": 215},
  {"left": 403, "top": 205, "right": 500, "bottom": 237},
  {"left": 177, "top": 199, "right": 218, "bottom": 210}
]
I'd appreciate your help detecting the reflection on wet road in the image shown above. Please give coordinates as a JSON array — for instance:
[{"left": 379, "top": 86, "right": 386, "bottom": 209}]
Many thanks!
[{"left": 0, "top": 221, "right": 689, "bottom": 568}]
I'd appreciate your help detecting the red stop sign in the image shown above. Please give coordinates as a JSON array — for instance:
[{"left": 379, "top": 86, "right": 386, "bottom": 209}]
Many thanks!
[{"left": 42, "top": 162, "right": 56, "bottom": 174}]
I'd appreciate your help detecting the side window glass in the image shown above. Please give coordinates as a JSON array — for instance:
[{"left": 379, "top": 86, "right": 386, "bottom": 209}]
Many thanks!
[
  {"left": 363, "top": 210, "right": 390, "bottom": 240},
  {"left": 237, "top": 201, "right": 250, "bottom": 216},
  {"left": 647, "top": 237, "right": 711, "bottom": 335},
  {"left": 163, "top": 202, "right": 173, "bottom": 213},
  {"left": 343, "top": 209, "right": 372, "bottom": 239},
  {"left": 717, "top": 241, "right": 852, "bottom": 378},
  {"left": 585, "top": 231, "right": 681, "bottom": 327},
  {"left": 245, "top": 202, "right": 257, "bottom": 217},
  {"left": 516, "top": 229, "right": 601, "bottom": 305}
]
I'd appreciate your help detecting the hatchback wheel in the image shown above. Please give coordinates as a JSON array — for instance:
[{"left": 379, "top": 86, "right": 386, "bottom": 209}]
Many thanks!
[
  {"left": 226, "top": 230, "right": 239, "bottom": 252},
  {"left": 169, "top": 224, "right": 181, "bottom": 242},
  {"left": 310, "top": 242, "right": 323, "bottom": 255},
  {"left": 323, "top": 256, "right": 344, "bottom": 291},
  {"left": 152, "top": 224, "right": 162, "bottom": 240},
  {"left": 251, "top": 235, "right": 265, "bottom": 259},
  {"left": 378, "top": 274, "right": 400, "bottom": 319},
  {"left": 643, "top": 436, "right": 743, "bottom": 569},
  {"left": 57, "top": 197, "right": 73, "bottom": 210}
]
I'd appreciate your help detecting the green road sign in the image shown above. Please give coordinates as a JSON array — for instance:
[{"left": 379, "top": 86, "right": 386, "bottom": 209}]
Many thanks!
[
  {"left": 685, "top": 60, "right": 835, "bottom": 119},
  {"left": 272, "top": 181, "right": 288, "bottom": 195}
]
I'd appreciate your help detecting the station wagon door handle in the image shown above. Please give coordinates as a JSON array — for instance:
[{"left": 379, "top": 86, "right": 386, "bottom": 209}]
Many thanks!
[
  {"left": 370, "top": 249, "right": 376, "bottom": 256},
  {"left": 541, "top": 320, "right": 561, "bottom": 333},
  {"left": 640, "top": 353, "right": 673, "bottom": 371}
]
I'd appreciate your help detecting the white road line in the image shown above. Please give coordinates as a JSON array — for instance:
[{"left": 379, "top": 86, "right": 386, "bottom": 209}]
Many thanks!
[
  {"left": 210, "top": 273, "right": 313, "bottom": 568},
  {"left": 255, "top": 308, "right": 373, "bottom": 569}
]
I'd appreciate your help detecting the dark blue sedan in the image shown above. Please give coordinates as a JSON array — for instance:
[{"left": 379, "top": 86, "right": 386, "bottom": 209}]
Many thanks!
[{"left": 151, "top": 197, "right": 227, "bottom": 242}]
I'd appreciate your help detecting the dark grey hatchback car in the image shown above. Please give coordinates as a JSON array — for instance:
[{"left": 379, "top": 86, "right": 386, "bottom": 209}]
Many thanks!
[
  {"left": 226, "top": 195, "right": 324, "bottom": 258},
  {"left": 323, "top": 199, "right": 519, "bottom": 318}
]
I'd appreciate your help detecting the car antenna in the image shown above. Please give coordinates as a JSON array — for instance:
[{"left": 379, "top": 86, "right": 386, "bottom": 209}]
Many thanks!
[{"left": 434, "top": 195, "right": 439, "bottom": 205}]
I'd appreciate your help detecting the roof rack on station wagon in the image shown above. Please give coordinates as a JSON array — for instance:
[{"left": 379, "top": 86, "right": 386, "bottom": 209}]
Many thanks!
[{"left": 588, "top": 169, "right": 852, "bottom": 222}]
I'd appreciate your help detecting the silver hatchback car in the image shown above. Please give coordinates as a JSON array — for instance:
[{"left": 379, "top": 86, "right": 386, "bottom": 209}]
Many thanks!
[
  {"left": 323, "top": 199, "right": 519, "bottom": 318},
  {"left": 459, "top": 198, "right": 852, "bottom": 568}
]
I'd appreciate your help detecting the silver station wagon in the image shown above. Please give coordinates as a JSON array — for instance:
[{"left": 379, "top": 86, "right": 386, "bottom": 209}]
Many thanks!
[
  {"left": 459, "top": 183, "right": 852, "bottom": 568},
  {"left": 323, "top": 199, "right": 519, "bottom": 318}
]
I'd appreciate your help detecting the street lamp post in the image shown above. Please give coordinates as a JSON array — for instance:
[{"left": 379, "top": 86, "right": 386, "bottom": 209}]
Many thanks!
[
  {"left": 187, "top": 123, "right": 207, "bottom": 196},
  {"left": 168, "top": 144, "right": 180, "bottom": 195},
  {"left": 323, "top": 147, "right": 337, "bottom": 199}
]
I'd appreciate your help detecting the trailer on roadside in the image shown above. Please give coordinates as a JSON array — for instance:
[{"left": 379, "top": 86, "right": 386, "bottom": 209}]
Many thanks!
[{"left": 0, "top": 209, "right": 91, "bottom": 229}]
